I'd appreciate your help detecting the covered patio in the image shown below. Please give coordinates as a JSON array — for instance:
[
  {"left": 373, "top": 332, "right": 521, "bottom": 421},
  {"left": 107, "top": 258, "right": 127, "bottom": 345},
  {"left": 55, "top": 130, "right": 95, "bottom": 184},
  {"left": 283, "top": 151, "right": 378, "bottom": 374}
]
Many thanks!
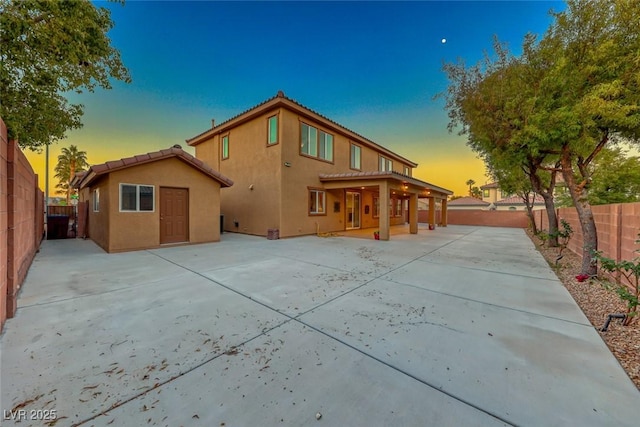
[{"left": 319, "top": 171, "right": 452, "bottom": 240}]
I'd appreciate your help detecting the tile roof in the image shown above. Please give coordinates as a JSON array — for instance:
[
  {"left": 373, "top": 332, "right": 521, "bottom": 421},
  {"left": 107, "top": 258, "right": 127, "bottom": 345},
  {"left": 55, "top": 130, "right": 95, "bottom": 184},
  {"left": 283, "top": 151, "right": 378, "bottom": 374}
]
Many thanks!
[
  {"left": 495, "top": 194, "right": 545, "bottom": 205},
  {"left": 318, "top": 171, "right": 453, "bottom": 195},
  {"left": 448, "top": 196, "right": 490, "bottom": 206},
  {"left": 480, "top": 182, "right": 499, "bottom": 189},
  {"left": 186, "top": 91, "right": 418, "bottom": 168},
  {"left": 75, "top": 146, "right": 233, "bottom": 189}
]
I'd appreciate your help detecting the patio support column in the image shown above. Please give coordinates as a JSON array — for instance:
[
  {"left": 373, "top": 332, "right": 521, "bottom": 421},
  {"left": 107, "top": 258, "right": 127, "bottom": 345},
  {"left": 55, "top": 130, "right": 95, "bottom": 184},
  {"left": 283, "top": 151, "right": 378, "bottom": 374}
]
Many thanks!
[
  {"left": 379, "top": 181, "right": 390, "bottom": 241},
  {"left": 428, "top": 196, "right": 436, "bottom": 228},
  {"left": 441, "top": 198, "right": 448, "bottom": 227},
  {"left": 409, "top": 193, "right": 418, "bottom": 234}
]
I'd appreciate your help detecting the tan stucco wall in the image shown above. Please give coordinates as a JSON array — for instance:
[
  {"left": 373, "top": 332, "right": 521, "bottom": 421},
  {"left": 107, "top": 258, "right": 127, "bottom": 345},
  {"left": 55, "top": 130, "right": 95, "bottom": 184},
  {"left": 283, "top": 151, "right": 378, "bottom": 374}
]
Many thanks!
[
  {"left": 278, "top": 109, "right": 413, "bottom": 237},
  {"left": 82, "top": 158, "right": 221, "bottom": 253},
  {"left": 196, "top": 110, "right": 282, "bottom": 236},
  {"left": 81, "top": 176, "right": 110, "bottom": 252},
  {"left": 193, "top": 106, "right": 415, "bottom": 238}
]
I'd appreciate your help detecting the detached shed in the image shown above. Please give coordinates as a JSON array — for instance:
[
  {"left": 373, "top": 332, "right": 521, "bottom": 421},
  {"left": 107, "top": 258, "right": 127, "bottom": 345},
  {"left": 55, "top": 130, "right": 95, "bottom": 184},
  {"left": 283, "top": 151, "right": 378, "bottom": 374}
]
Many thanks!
[{"left": 73, "top": 146, "right": 233, "bottom": 253}]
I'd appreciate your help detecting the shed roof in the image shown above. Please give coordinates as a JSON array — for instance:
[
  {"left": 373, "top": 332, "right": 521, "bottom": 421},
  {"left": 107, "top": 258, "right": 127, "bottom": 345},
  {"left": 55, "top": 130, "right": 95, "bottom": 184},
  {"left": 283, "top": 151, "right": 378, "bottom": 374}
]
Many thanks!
[{"left": 74, "top": 146, "right": 233, "bottom": 189}]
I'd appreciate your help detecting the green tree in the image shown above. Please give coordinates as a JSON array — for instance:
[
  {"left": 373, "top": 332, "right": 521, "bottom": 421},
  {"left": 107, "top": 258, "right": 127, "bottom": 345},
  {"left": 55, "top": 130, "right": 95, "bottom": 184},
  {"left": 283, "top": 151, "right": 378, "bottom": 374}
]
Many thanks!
[
  {"left": 442, "top": 0, "right": 640, "bottom": 273},
  {"left": 486, "top": 153, "right": 539, "bottom": 234},
  {"left": 529, "top": 0, "right": 640, "bottom": 275},
  {"left": 556, "top": 147, "right": 640, "bottom": 207},
  {"left": 470, "top": 186, "right": 482, "bottom": 199},
  {"left": 0, "top": 0, "right": 131, "bottom": 148},
  {"left": 54, "top": 145, "right": 89, "bottom": 204},
  {"left": 441, "top": 38, "right": 562, "bottom": 246},
  {"left": 465, "top": 179, "right": 476, "bottom": 196}
]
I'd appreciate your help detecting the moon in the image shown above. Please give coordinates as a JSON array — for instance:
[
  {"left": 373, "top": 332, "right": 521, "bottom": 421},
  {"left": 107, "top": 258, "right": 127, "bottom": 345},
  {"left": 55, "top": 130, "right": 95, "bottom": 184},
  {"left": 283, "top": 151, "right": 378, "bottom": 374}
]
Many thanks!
[{"left": 441, "top": 38, "right": 447, "bottom": 44}]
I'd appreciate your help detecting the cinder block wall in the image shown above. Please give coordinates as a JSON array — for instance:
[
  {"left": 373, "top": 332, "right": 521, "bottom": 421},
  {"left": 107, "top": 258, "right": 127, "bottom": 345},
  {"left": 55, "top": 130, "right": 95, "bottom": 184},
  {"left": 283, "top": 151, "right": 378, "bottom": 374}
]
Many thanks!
[
  {"left": 0, "top": 118, "right": 8, "bottom": 330},
  {"left": 535, "top": 202, "right": 640, "bottom": 289},
  {"left": 0, "top": 117, "right": 44, "bottom": 332},
  {"left": 443, "top": 210, "right": 529, "bottom": 228}
]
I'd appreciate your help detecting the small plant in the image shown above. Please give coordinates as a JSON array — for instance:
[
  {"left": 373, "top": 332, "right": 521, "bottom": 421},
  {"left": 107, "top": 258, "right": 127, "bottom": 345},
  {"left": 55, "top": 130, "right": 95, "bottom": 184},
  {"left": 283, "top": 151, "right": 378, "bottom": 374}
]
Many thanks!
[
  {"left": 549, "top": 219, "right": 573, "bottom": 266},
  {"left": 592, "top": 232, "right": 640, "bottom": 326}
]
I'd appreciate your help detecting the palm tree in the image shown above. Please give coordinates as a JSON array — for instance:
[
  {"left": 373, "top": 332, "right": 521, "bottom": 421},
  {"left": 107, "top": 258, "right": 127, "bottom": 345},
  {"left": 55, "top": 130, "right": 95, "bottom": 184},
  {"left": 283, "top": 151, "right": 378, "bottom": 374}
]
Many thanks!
[
  {"left": 54, "top": 145, "right": 89, "bottom": 204},
  {"left": 465, "top": 179, "right": 475, "bottom": 196}
]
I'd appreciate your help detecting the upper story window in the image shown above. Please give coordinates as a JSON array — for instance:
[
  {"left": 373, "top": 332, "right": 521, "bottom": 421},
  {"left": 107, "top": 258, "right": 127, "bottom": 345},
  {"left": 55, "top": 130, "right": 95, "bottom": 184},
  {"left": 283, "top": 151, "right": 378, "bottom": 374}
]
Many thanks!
[
  {"left": 483, "top": 189, "right": 490, "bottom": 198},
  {"left": 301, "top": 122, "right": 333, "bottom": 162},
  {"left": 403, "top": 166, "right": 411, "bottom": 176},
  {"left": 350, "top": 144, "right": 361, "bottom": 170},
  {"left": 120, "top": 184, "right": 154, "bottom": 212},
  {"left": 221, "top": 135, "right": 229, "bottom": 159},
  {"left": 268, "top": 115, "right": 278, "bottom": 145},
  {"left": 379, "top": 156, "right": 392, "bottom": 172},
  {"left": 93, "top": 189, "right": 100, "bottom": 212}
]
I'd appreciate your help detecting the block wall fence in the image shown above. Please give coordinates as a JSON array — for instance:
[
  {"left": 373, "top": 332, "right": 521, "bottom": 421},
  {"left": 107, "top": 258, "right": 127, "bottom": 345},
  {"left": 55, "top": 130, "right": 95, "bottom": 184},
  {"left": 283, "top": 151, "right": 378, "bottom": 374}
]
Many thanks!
[
  {"left": 0, "top": 117, "right": 44, "bottom": 333},
  {"left": 419, "top": 209, "right": 529, "bottom": 228},
  {"left": 534, "top": 203, "right": 640, "bottom": 288}
]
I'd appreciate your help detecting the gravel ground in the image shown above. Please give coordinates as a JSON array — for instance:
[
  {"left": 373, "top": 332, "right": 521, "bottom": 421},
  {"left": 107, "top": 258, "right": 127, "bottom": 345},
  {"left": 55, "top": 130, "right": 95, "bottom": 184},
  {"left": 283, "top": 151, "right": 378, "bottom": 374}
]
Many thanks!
[{"left": 526, "top": 230, "right": 639, "bottom": 390}]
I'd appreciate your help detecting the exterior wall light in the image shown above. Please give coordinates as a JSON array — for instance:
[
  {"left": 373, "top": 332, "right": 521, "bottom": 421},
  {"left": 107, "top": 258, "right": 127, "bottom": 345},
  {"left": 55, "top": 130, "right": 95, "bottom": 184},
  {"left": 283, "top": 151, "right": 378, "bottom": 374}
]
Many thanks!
[{"left": 284, "top": 162, "right": 291, "bottom": 167}]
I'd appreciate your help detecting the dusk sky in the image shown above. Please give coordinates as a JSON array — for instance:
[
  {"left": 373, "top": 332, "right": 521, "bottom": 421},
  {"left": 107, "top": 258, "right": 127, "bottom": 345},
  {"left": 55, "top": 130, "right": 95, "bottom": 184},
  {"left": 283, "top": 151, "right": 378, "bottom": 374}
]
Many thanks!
[{"left": 26, "top": 0, "right": 565, "bottom": 197}]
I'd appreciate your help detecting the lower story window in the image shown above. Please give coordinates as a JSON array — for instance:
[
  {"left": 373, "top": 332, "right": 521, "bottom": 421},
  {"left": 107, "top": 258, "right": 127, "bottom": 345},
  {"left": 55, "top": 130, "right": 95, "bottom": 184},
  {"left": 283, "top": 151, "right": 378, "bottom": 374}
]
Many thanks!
[
  {"left": 120, "top": 184, "right": 155, "bottom": 212},
  {"left": 309, "top": 189, "right": 326, "bottom": 215}
]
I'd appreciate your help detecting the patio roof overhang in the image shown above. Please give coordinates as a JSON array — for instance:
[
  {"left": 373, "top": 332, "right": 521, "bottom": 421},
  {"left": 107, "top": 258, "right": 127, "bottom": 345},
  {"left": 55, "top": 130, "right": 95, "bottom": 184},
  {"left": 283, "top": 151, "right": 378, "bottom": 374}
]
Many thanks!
[{"left": 319, "top": 171, "right": 452, "bottom": 199}]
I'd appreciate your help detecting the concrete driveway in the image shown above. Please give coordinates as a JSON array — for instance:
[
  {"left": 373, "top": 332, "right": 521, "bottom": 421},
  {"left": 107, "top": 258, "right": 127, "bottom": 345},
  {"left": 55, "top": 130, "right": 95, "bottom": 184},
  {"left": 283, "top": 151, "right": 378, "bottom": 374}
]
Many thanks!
[{"left": 1, "top": 225, "right": 638, "bottom": 426}]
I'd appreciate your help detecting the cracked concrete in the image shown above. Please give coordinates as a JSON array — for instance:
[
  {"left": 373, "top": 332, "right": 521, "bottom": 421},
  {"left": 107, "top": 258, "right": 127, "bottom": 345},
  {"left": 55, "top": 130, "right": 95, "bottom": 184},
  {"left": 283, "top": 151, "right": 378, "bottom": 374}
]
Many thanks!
[{"left": 1, "top": 225, "right": 638, "bottom": 426}]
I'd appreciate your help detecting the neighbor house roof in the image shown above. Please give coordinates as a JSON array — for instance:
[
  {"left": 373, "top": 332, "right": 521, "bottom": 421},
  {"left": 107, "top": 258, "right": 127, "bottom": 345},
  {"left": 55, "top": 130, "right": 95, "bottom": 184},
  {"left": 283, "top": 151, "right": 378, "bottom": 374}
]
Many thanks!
[
  {"left": 186, "top": 91, "right": 419, "bottom": 168},
  {"left": 480, "top": 182, "right": 499, "bottom": 190},
  {"left": 495, "top": 194, "right": 545, "bottom": 205},
  {"left": 73, "top": 146, "right": 234, "bottom": 189},
  {"left": 319, "top": 171, "right": 453, "bottom": 196},
  {"left": 448, "top": 196, "right": 490, "bottom": 206}
]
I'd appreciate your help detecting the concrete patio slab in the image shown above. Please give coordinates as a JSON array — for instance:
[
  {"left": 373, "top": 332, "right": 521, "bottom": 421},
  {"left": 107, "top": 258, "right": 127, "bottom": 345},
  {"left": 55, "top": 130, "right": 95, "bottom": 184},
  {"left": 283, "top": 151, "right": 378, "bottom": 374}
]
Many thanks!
[
  {"left": 200, "top": 257, "right": 370, "bottom": 316},
  {"left": 96, "top": 321, "right": 508, "bottom": 427},
  {"left": 1, "top": 226, "right": 638, "bottom": 426},
  {"left": 300, "top": 278, "right": 635, "bottom": 426},
  {"left": 383, "top": 259, "right": 589, "bottom": 323}
]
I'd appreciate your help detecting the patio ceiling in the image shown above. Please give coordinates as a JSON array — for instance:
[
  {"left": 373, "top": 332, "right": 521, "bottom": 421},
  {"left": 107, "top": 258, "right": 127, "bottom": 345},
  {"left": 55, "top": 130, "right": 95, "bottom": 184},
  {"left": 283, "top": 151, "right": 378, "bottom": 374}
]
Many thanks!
[{"left": 319, "top": 171, "right": 452, "bottom": 199}]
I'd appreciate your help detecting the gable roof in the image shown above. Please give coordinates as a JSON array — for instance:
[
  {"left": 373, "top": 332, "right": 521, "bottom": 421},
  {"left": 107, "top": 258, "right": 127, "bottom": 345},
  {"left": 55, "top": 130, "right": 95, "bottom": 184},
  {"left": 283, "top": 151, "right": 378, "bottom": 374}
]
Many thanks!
[
  {"left": 74, "top": 146, "right": 234, "bottom": 189},
  {"left": 448, "top": 196, "right": 490, "bottom": 206},
  {"left": 480, "top": 182, "right": 499, "bottom": 189},
  {"left": 186, "top": 91, "right": 418, "bottom": 168}
]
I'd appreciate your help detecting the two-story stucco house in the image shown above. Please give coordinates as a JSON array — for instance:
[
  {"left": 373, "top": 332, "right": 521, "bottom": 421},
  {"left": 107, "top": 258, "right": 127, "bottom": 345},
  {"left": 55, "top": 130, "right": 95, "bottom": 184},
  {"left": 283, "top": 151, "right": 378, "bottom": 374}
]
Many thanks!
[
  {"left": 480, "top": 182, "right": 545, "bottom": 211},
  {"left": 187, "top": 91, "right": 452, "bottom": 240}
]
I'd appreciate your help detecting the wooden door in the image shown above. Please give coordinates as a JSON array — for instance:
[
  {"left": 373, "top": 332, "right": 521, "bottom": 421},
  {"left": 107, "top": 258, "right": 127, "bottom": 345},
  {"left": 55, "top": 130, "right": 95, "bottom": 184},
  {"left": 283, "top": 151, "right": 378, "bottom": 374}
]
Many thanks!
[{"left": 160, "top": 187, "right": 189, "bottom": 244}]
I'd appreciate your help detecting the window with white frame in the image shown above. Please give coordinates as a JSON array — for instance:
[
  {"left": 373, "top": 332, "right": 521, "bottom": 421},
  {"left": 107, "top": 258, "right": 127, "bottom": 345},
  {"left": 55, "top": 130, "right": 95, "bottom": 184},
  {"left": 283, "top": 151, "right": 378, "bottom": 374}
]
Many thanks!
[
  {"left": 222, "top": 135, "right": 229, "bottom": 159},
  {"left": 92, "top": 189, "right": 100, "bottom": 212},
  {"left": 268, "top": 115, "right": 278, "bottom": 145},
  {"left": 120, "top": 184, "right": 154, "bottom": 212},
  {"left": 301, "top": 122, "right": 333, "bottom": 162},
  {"left": 379, "top": 156, "right": 392, "bottom": 172},
  {"left": 350, "top": 144, "right": 361, "bottom": 170},
  {"left": 403, "top": 166, "right": 411, "bottom": 176},
  {"left": 309, "top": 189, "right": 326, "bottom": 215}
]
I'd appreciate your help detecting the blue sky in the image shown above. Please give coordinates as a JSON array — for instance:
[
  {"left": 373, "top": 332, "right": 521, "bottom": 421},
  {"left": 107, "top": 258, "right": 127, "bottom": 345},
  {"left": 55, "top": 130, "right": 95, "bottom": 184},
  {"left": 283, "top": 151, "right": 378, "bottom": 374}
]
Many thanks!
[{"left": 27, "top": 0, "right": 566, "bottom": 196}]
